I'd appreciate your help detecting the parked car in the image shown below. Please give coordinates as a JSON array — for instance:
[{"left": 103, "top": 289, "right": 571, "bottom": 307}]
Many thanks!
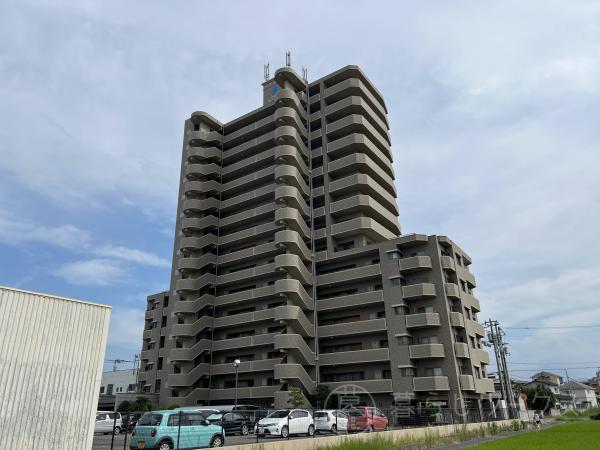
[
  {"left": 346, "top": 407, "right": 389, "bottom": 432},
  {"left": 255, "top": 409, "right": 314, "bottom": 438},
  {"left": 314, "top": 410, "right": 348, "bottom": 434},
  {"left": 95, "top": 411, "right": 123, "bottom": 434},
  {"left": 206, "top": 412, "right": 251, "bottom": 435},
  {"left": 130, "top": 410, "right": 225, "bottom": 449}
]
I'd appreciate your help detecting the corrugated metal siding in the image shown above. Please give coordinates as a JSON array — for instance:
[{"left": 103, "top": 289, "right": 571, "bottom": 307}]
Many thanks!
[{"left": 0, "top": 286, "right": 111, "bottom": 450}]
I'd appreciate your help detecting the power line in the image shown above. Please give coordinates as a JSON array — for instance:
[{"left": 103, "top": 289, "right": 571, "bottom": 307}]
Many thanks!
[
  {"left": 489, "top": 362, "right": 600, "bottom": 365},
  {"left": 504, "top": 325, "right": 600, "bottom": 330}
]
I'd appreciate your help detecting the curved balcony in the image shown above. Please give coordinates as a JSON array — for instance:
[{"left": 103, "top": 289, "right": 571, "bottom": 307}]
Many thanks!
[
  {"left": 274, "top": 334, "right": 315, "bottom": 366},
  {"left": 214, "top": 308, "right": 275, "bottom": 329},
  {"left": 327, "top": 133, "right": 393, "bottom": 177},
  {"left": 183, "top": 180, "right": 221, "bottom": 197},
  {"left": 187, "top": 129, "right": 222, "bottom": 146},
  {"left": 219, "top": 221, "right": 280, "bottom": 248},
  {"left": 274, "top": 254, "right": 312, "bottom": 286},
  {"left": 167, "top": 363, "right": 211, "bottom": 387},
  {"left": 409, "top": 343, "right": 445, "bottom": 359},
  {"left": 319, "top": 318, "right": 386, "bottom": 338},
  {"left": 217, "top": 284, "right": 275, "bottom": 308},
  {"left": 274, "top": 279, "right": 314, "bottom": 311},
  {"left": 441, "top": 255, "right": 456, "bottom": 272},
  {"left": 275, "top": 230, "right": 311, "bottom": 262},
  {"left": 325, "top": 95, "right": 389, "bottom": 139},
  {"left": 179, "top": 234, "right": 217, "bottom": 252},
  {"left": 274, "top": 106, "right": 307, "bottom": 134},
  {"left": 167, "top": 388, "right": 209, "bottom": 405},
  {"left": 445, "top": 283, "right": 461, "bottom": 299},
  {"left": 175, "top": 273, "right": 216, "bottom": 294},
  {"left": 328, "top": 153, "right": 395, "bottom": 194},
  {"left": 273, "top": 126, "right": 308, "bottom": 155},
  {"left": 331, "top": 217, "right": 397, "bottom": 242},
  {"left": 173, "top": 294, "right": 215, "bottom": 314},
  {"left": 317, "top": 290, "right": 383, "bottom": 312},
  {"left": 323, "top": 76, "right": 387, "bottom": 124},
  {"left": 180, "top": 197, "right": 219, "bottom": 214},
  {"left": 274, "top": 363, "right": 316, "bottom": 393},
  {"left": 274, "top": 207, "right": 310, "bottom": 238},
  {"left": 220, "top": 183, "right": 274, "bottom": 213},
  {"left": 273, "top": 88, "right": 307, "bottom": 119},
  {"left": 413, "top": 376, "right": 449, "bottom": 392},
  {"left": 275, "top": 186, "right": 310, "bottom": 217},
  {"left": 326, "top": 114, "right": 391, "bottom": 155},
  {"left": 402, "top": 283, "right": 436, "bottom": 300},
  {"left": 217, "top": 262, "right": 275, "bottom": 287},
  {"left": 184, "top": 163, "right": 221, "bottom": 180},
  {"left": 399, "top": 256, "right": 433, "bottom": 273},
  {"left": 274, "top": 305, "right": 314, "bottom": 337},
  {"left": 275, "top": 165, "right": 309, "bottom": 196},
  {"left": 329, "top": 173, "right": 397, "bottom": 214},
  {"left": 454, "top": 342, "right": 470, "bottom": 359},
  {"left": 475, "top": 378, "right": 495, "bottom": 394},
  {"left": 467, "top": 320, "right": 485, "bottom": 337},
  {"left": 186, "top": 146, "right": 221, "bottom": 164},
  {"left": 171, "top": 315, "right": 213, "bottom": 338},
  {"left": 405, "top": 312, "right": 441, "bottom": 329},
  {"left": 460, "top": 374, "right": 476, "bottom": 391},
  {"left": 319, "top": 348, "right": 389, "bottom": 366},
  {"left": 472, "top": 348, "right": 490, "bottom": 365},
  {"left": 330, "top": 194, "right": 400, "bottom": 235},
  {"left": 274, "top": 145, "right": 309, "bottom": 171},
  {"left": 463, "top": 293, "right": 481, "bottom": 312},
  {"left": 176, "top": 254, "right": 216, "bottom": 274},
  {"left": 180, "top": 215, "right": 218, "bottom": 232},
  {"left": 316, "top": 263, "right": 380, "bottom": 287},
  {"left": 449, "top": 311, "right": 465, "bottom": 328}
]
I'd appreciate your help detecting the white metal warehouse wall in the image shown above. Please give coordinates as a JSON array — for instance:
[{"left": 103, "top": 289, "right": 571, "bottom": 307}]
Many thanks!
[{"left": 0, "top": 286, "right": 111, "bottom": 450}]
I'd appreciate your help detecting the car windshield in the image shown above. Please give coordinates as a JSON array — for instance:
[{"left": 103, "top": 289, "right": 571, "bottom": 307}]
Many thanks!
[
  {"left": 267, "top": 410, "right": 289, "bottom": 419},
  {"left": 138, "top": 413, "right": 162, "bottom": 426},
  {"left": 206, "top": 414, "right": 223, "bottom": 421}
]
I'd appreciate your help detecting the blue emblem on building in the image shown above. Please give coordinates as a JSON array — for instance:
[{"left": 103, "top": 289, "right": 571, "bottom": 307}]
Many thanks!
[{"left": 272, "top": 86, "right": 279, "bottom": 95}]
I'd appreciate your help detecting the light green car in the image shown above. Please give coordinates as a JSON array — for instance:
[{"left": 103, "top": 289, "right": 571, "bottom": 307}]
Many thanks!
[{"left": 130, "top": 410, "right": 225, "bottom": 449}]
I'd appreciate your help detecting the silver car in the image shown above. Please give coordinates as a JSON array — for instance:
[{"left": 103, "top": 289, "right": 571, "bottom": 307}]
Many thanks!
[{"left": 95, "top": 411, "right": 123, "bottom": 434}]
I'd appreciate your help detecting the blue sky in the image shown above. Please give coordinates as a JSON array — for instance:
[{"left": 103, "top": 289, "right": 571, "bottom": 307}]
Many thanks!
[{"left": 1, "top": 0, "right": 599, "bottom": 380}]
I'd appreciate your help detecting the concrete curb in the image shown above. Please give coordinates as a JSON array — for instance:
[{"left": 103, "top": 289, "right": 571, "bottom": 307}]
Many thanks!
[{"left": 219, "top": 420, "right": 518, "bottom": 450}]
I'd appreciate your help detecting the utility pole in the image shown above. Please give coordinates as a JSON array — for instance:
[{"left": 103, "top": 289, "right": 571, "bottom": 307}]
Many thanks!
[{"left": 485, "top": 320, "right": 517, "bottom": 416}]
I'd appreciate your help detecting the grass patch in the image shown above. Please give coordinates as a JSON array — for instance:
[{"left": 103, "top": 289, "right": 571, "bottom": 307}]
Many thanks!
[
  {"left": 314, "top": 421, "right": 524, "bottom": 449},
  {"left": 470, "top": 421, "right": 600, "bottom": 449},
  {"left": 556, "top": 407, "right": 600, "bottom": 421}
]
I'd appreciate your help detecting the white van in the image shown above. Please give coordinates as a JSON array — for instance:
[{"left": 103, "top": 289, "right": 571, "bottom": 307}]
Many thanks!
[{"left": 95, "top": 411, "right": 123, "bottom": 434}]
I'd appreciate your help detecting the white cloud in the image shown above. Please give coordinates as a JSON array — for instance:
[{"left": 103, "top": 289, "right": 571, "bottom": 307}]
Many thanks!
[
  {"left": 53, "top": 259, "right": 127, "bottom": 286},
  {"left": 107, "top": 306, "right": 146, "bottom": 355},
  {"left": 94, "top": 244, "right": 170, "bottom": 268}
]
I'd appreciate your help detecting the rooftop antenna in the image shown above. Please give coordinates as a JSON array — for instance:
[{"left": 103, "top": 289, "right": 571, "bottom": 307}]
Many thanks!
[
  {"left": 264, "top": 62, "right": 270, "bottom": 82},
  {"left": 302, "top": 66, "right": 308, "bottom": 82},
  {"left": 285, "top": 51, "right": 291, "bottom": 67}
]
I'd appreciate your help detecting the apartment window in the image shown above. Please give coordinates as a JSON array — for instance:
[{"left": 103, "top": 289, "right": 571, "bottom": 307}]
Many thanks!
[
  {"left": 163, "top": 296, "right": 169, "bottom": 308},
  {"left": 127, "top": 384, "right": 136, "bottom": 392},
  {"left": 377, "top": 311, "right": 386, "bottom": 318},
  {"left": 382, "top": 369, "right": 392, "bottom": 379},
  {"left": 321, "top": 342, "right": 362, "bottom": 353},
  {"left": 390, "top": 277, "right": 402, "bottom": 287},
  {"left": 474, "top": 367, "right": 481, "bottom": 379},
  {"left": 456, "top": 255, "right": 463, "bottom": 266},
  {"left": 419, "top": 336, "right": 439, "bottom": 344},
  {"left": 460, "top": 280, "right": 467, "bottom": 292},
  {"left": 397, "top": 335, "right": 413, "bottom": 345},
  {"left": 388, "top": 251, "right": 401, "bottom": 260},
  {"left": 470, "top": 336, "right": 477, "bottom": 348},
  {"left": 416, "top": 306, "right": 434, "bottom": 314},
  {"left": 338, "top": 241, "right": 355, "bottom": 251},
  {"left": 100, "top": 386, "right": 105, "bottom": 394},
  {"left": 161, "top": 316, "right": 167, "bottom": 328},
  {"left": 159, "top": 335, "right": 165, "bottom": 348},
  {"left": 400, "top": 367, "right": 416, "bottom": 377},
  {"left": 225, "top": 355, "right": 253, "bottom": 363},
  {"left": 106, "top": 384, "right": 114, "bottom": 395},
  {"left": 322, "top": 372, "right": 365, "bottom": 382},
  {"left": 380, "top": 339, "right": 389, "bottom": 348},
  {"left": 464, "top": 307, "right": 471, "bottom": 319},
  {"left": 157, "top": 357, "right": 164, "bottom": 370},
  {"left": 425, "top": 367, "right": 443, "bottom": 377},
  {"left": 320, "top": 315, "right": 361, "bottom": 326}
]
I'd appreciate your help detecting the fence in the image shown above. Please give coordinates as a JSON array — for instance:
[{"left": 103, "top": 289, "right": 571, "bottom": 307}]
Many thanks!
[{"left": 97, "top": 404, "right": 521, "bottom": 450}]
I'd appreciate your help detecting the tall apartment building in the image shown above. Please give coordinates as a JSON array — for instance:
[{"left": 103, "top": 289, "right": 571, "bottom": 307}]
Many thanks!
[{"left": 138, "top": 65, "right": 494, "bottom": 411}]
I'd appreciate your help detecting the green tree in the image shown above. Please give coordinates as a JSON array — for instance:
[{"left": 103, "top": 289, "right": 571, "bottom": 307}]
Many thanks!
[
  {"left": 117, "top": 400, "right": 132, "bottom": 412},
  {"left": 523, "top": 385, "right": 556, "bottom": 412},
  {"left": 288, "top": 387, "right": 306, "bottom": 408},
  {"left": 166, "top": 403, "right": 180, "bottom": 410},
  {"left": 131, "top": 396, "right": 153, "bottom": 412},
  {"left": 316, "top": 385, "right": 333, "bottom": 409}
]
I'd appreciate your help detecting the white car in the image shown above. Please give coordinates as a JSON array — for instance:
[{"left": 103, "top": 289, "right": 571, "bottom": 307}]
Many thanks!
[
  {"left": 314, "top": 410, "right": 348, "bottom": 433},
  {"left": 255, "top": 409, "right": 314, "bottom": 438},
  {"left": 95, "top": 411, "right": 122, "bottom": 434}
]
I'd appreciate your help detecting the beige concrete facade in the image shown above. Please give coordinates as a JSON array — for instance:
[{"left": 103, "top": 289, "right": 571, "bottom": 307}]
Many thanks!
[{"left": 137, "top": 65, "right": 493, "bottom": 411}]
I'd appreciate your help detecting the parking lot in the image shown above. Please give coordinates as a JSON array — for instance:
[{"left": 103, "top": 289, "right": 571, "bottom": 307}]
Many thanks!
[{"left": 92, "top": 431, "right": 332, "bottom": 449}]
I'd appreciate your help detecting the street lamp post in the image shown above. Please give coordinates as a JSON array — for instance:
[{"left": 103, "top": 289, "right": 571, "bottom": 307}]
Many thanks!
[{"left": 234, "top": 359, "right": 241, "bottom": 408}]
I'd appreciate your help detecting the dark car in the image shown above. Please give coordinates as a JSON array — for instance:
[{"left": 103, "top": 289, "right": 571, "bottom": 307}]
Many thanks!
[{"left": 206, "top": 412, "right": 251, "bottom": 436}]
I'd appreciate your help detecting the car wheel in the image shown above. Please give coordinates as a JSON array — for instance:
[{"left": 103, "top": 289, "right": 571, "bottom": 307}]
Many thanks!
[
  {"left": 158, "top": 441, "right": 173, "bottom": 450},
  {"left": 210, "top": 434, "right": 224, "bottom": 447},
  {"left": 241, "top": 424, "right": 249, "bottom": 435},
  {"left": 331, "top": 424, "right": 338, "bottom": 434},
  {"left": 307, "top": 424, "right": 315, "bottom": 436},
  {"left": 281, "top": 425, "right": 289, "bottom": 438},
  {"left": 113, "top": 426, "right": 121, "bottom": 435}
]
